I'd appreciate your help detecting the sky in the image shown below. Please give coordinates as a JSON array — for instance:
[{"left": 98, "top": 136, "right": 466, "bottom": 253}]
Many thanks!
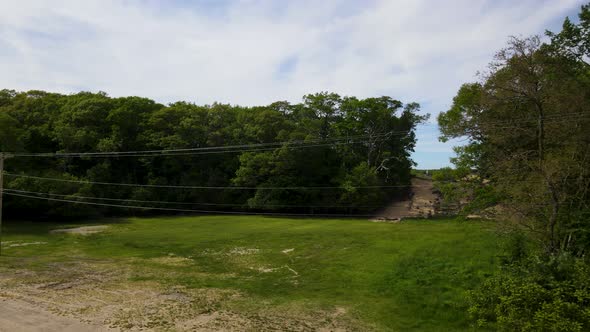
[{"left": 0, "top": 0, "right": 586, "bottom": 168}]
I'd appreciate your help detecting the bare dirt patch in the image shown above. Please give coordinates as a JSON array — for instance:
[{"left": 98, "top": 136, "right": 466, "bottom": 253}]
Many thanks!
[
  {"left": 200, "top": 247, "right": 260, "bottom": 256},
  {"left": 228, "top": 247, "right": 260, "bottom": 255},
  {"left": 0, "top": 297, "right": 111, "bottom": 332},
  {"left": 1, "top": 241, "right": 47, "bottom": 249},
  {"left": 51, "top": 226, "right": 110, "bottom": 235},
  {"left": 375, "top": 177, "right": 439, "bottom": 220},
  {"left": 251, "top": 265, "right": 299, "bottom": 276},
  {"left": 0, "top": 260, "right": 364, "bottom": 331}
]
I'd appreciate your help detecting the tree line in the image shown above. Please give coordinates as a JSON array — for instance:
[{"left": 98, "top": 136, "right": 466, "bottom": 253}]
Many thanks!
[
  {"left": 438, "top": 4, "right": 590, "bottom": 330},
  {"left": 0, "top": 91, "right": 425, "bottom": 218}
]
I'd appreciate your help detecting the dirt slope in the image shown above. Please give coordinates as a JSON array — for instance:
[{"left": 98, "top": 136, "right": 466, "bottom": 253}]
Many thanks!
[{"left": 374, "top": 177, "right": 439, "bottom": 221}]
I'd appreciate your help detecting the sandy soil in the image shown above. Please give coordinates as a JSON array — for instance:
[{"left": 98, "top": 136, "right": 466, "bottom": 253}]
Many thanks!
[
  {"left": 374, "top": 177, "right": 439, "bottom": 221},
  {"left": 0, "top": 260, "right": 362, "bottom": 331},
  {"left": 0, "top": 298, "right": 111, "bottom": 332},
  {"left": 50, "top": 225, "right": 110, "bottom": 235}
]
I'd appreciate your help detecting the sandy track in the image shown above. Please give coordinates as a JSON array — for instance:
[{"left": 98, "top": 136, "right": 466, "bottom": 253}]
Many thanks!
[
  {"left": 0, "top": 260, "right": 361, "bottom": 331},
  {"left": 0, "top": 298, "right": 111, "bottom": 332},
  {"left": 375, "top": 177, "right": 438, "bottom": 220}
]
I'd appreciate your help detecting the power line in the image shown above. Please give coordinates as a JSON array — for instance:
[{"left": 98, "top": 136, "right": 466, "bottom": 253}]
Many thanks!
[
  {"left": 23, "top": 113, "right": 584, "bottom": 159},
  {"left": 9, "top": 130, "right": 412, "bottom": 158},
  {"left": 2, "top": 192, "right": 375, "bottom": 218},
  {"left": 461, "top": 112, "right": 590, "bottom": 129},
  {"left": 5, "top": 111, "right": 589, "bottom": 158},
  {"left": 10, "top": 137, "right": 401, "bottom": 159},
  {"left": 1, "top": 188, "right": 388, "bottom": 208},
  {"left": 482, "top": 116, "right": 590, "bottom": 130},
  {"left": 7, "top": 171, "right": 573, "bottom": 191},
  {"left": 7, "top": 172, "right": 553, "bottom": 191},
  {"left": 391, "top": 112, "right": 589, "bottom": 128},
  {"left": 2, "top": 173, "right": 419, "bottom": 190},
  {"left": 415, "top": 111, "right": 590, "bottom": 129}
]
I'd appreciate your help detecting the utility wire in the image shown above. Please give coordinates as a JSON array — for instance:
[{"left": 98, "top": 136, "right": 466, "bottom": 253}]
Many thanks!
[
  {"left": 5, "top": 172, "right": 559, "bottom": 191},
  {"left": 425, "top": 111, "right": 590, "bottom": 126},
  {"left": 10, "top": 137, "right": 401, "bottom": 159},
  {"left": 8, "top": 112, "right": 588, "bottom": 158},
  {"left": 9, "top": 130, "right": 412, "bottom": 158},
  {"left": 5, "top": 172, "right": 577, "bottom": 191},
  {"left": 2, "top": 173, "right": 420, "bottom": 190},
  {"left": 481, "top": 116, "right": 590, "bottom": 130},
  {"left": 459, "top": 112, "right": 590, "bottom": 128},
  {"left": 2, "top": 192, "right": 375, "bottom": 218},
  {"left": 0, "top": 188, "right": 388, "bottom": 208}
]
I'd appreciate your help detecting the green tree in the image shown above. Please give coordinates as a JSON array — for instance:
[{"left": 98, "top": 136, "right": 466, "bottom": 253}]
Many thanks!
[
  {"left": 546, "top": 3, "right": 590, "bottom": 66},
  {"left": 440, "top": 5, "right": 590, "bottom": 328},
  {"left": 2, "top": 90, "right": 422, "bottom": 217},
  {"left": 439, "top": 35, "right": 590, "bottom": 254},
  {"left": 0, "top": 112, "right": 23, "bottom": 152}
]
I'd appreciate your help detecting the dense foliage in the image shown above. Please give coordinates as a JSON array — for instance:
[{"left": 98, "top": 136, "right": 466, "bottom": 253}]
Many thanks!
[
  {"left": 438, "top": 3, "right": 590, "bottom": 329},
  {"left": 438, "top": 5, "right": 590, "bottom": 255},
  {"left": 0, "top": 91, "right": 424, "bottom": 218},
  {"left": 468, "top": 241, "right": 590, "bottom": 331}
]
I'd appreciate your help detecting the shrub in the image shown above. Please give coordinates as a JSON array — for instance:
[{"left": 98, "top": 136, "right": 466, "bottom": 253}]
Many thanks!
[{"left": 468, "top": 254, "right": 590, "bottom": 331}]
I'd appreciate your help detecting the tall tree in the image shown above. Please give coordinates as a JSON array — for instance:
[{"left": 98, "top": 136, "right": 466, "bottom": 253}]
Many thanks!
[
  {"left": 2, "top": 90, "right": 423, "bottom": 217},
  {"left": 439, "top": 34, "right": 590, "bottom": 254}
]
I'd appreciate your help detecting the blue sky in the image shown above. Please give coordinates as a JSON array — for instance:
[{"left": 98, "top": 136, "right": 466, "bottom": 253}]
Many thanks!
[{"left": 0, "top": 0, "right": 586, "bottom": 168}]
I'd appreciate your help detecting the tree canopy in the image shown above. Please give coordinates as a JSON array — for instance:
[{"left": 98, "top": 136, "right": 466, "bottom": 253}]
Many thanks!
[
  {"left": 0, "top": 91, "right": 425, "bottom": 218},
  {"left": 438, "top": 14, "right": 590, "bottom": 254},
  {"left": 438, "top": 4, "right": 590, "bottom": 329}
]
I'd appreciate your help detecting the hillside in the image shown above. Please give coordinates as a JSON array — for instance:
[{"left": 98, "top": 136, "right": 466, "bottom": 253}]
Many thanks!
[{"left": 374, "top": 177, "right": 439, "bottom": 221}]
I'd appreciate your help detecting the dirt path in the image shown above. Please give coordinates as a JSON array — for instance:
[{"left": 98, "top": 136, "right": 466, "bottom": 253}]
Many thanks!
[
  {"left": 0, "top": 261, "right": 362, "bottom": 331},
  {"left": 374, "top": 177, "right": 439, "bottom": 221},
  {"left": 0, "top": 298, "right": 111, "bottom": 332}
]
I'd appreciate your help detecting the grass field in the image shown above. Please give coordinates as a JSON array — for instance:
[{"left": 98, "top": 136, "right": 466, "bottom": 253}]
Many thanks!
[{"left": 0, "top": 216, "right": 500, "bottom": 331}]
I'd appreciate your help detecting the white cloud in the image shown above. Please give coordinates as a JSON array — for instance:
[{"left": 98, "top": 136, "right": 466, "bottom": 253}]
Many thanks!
[{"left": 0, "top": 0, "right": 583, "bottom": 166}]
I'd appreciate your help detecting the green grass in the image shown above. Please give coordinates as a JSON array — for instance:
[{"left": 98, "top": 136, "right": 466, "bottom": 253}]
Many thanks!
[{"left": 0, "top": 216, "right": 499, "bottom": 331}]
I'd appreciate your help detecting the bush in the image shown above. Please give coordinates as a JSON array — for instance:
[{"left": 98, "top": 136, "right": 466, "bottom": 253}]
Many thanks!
[
  {"left": 468, "top": 253, "right": 590, "bottom": 331},
  {"left": 498, "top": 232, "right": 530, "bottom": 265}
]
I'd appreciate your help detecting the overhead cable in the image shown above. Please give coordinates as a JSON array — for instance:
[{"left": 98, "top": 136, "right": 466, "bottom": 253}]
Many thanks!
[
  {"left": 3, "top": 192, "right": 374, "bottom": 218},
  {"left": 2, "top": 173, "right": 420, "bottom": 190}
]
